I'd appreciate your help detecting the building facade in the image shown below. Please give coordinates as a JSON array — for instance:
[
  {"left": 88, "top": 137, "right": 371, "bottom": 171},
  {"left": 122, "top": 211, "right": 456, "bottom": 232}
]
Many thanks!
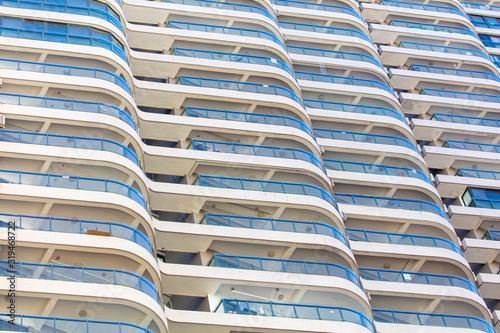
[{"left": 0, "top": 0, "right": 499, "bottom": 331}]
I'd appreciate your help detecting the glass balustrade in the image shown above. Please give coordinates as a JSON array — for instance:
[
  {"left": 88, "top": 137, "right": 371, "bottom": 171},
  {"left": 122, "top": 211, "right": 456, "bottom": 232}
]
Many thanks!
[
  {"left": 432, "top": 112, "right": 500, "bottom": 127},
  {"left": 462, "top": 1, "right": 500, "bottom": 12},
  {"left": 0, "top": 168, "right": 146, "bottom": 208},
  {"left": 0, "top": 0, "right": 123, "bottom": 30},
  {"left": 381, "top": 0, "right": 465, "bottom": 16},
  {"left": 0, "top": 57, "right": 131, "bottom": 94},
  {"left": 201, "top": 212, "right": 348, "bottom": 246},
  {"left": 409, "top": 63, "right": 500, "bottom": 82},
  {"left": 278, "top": 21, "right": 372, "bottom": 43},
  {"left": 398, "top": 41, "right": 490, "bottom": 59},
  {"left": 286, "top": 45, "right": 383, "bottom": 68},
  {"left": 0, "top": 128, "right": 139, "bottom": 166},
  {"left": 0, "top": 260, "right": 161, "bottom": 303},
  {"left": 183, "top": 106, "right": 313, "bottom": 136},
  {"left": 0, "top": 212, "right": 153, "bottom": 254},
  {"left": 167, "top": 20, "right": 284, "bottom": 47},
  {"left": 210, "top": 253, "right": 361, "bottom": 287},
  {"left": 215, "top": 299, "right": 375, "bottom": 331},
  {"left": 194, "top": 174, "right": 337, "bottom": 207},
  {"left": 323, "top": 159, "right": 432, "bottom": 185},
  {"left": 0, "top": 313, "right": 156, "bottom": 333},
  {"left": 0, "top": 16, "right": 127, "bottom": 62},
  {"left": 303, "top": 99, "right": 405, "bottom": 123},
  {"left": 273, "top": 0, "right": 363, "bottom": 21},
  {"left": 177, "top": 76, "right": 302, "bottom": 105},
  {"left": 421, "top": 87, "right": 500, "bottom": 103},
  {"left": 190, "top": 139, "right": 324, "bottom": 171},
  {"left": 462, "top": 187, "right": 500, "bottom": 209},
  {"left": 296, "top": 71, "right": 395, "bottom": 95},
  {"left": 336, "top": 193, "right": 448, "bottom": 219},
  {"left": 347, "top": 228, "right": 462, "bottom": 255},
  {"left": 390, "top": 20, "right": 478, "bottom": 37},
  {"left": 457, "top": 167, "right": 500, "bottom": 180},
  {"left": 359, "top": 267, "right": 479, "bottom": 294},
  {"left": 469, "top": 15, "right": 500, "bottom": 29},
  {"left": 165, "top": 0, "right": 276, "bottom": 22},
  {"left": 444, "top": 139, "right": 500, "bottom": 153},
  {"left": 0, "top": 92, "right": 137, "bottom": 130},
  {"left": 485, "top": 229, "right": 500, "bottom": 240},
  {"left": 172, "top": 47, "right": 294, "bottom": 77},
  {"left": 314, "top": 128, "right": 417, "bottom": 151},
  {"left": 372, "top": 309, "right": 495, "bottom": 333}
]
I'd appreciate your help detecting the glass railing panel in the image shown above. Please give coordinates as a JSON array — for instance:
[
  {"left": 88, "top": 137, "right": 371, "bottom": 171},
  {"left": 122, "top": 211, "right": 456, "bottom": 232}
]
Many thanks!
[
  {"left": 457, "top": 167, "right": 500, "bottom": 180},
  {"left": 444, "top": 139, "right": 500, "bottom": 153},
  {"left": 0, "top": 128, "right": 139, "bottom": 165},
  {"left": 278, "top": 21, "right": 372, "bottom": 43},
  {"left": 202, "top": 212, "right": 348, "bottom": 245},
  {"left": 410, "top": 63, "right": 500, "bottom": 81},
  {"left": 422, "top": 87, "right": 500, "bottom": 103},
  {"left": 381, "top": 0, "right": 465, "bottom": 16},
  {"left": 272, "top": 0, "right": 363, "bottom": 20},
  {"left": 398, "top": 41, "right": 489, "bottom": 59},
  {"left": 433, "top": 112, "right": 500, "bottom": 128},
  {"left": 463, "top": 1, "right": 500, "bottom": 11},
  {"left": 391, "top": 19, "right": 477, "bottom": 37},
  {"left": 286, "top": 45, "right": 383, "bottom": 68},
  {"left": 486, "top": 229, "right": 500, "bottom": 240}
]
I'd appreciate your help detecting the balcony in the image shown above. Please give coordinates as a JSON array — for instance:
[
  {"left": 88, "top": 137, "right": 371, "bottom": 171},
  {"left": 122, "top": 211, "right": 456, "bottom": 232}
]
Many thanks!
[
  {"left": 272, "top": 0, "right": 363, "bottom": 21},
  {"left": 167, "top": 20, "right": 284, "bottom": 48},
  {"left": 194, "top": 174, "right": 336, "bottom": 207},
  {"left": 215, "top": 299, "right": 375, "bottom": 332},
  {"left": 389, "top": 20, "right": 478, "bottom": 38},
  {"left": 444, "top": 139, "right": 500, "bottom": 154},
  {"left": 463, "top": 2, "right": 500, "bottom": 12},
  {"left": 360, "top": 267, "right": 479, "bottom": 294},
  {"left": 397, "top": 41, "right": 490, "bottom": 60},
  {"left": 347, "top": 228, "right": 462, "bottom": 255},
  {"left": 337, "top": 193, "right": 448, "bottom": 219},
  {"left": 0, "top": 92, "right": 137, "bottom": 130},
  {"left": 480, "top": 34, "right": 500, "bottom": 48},
  {"left": 190, "top": 139, "right": 324, "bottom": 171},
  {"left": 409, "top": 64, "right": 500, "bottom": 82},
  {"left": 0, "top": 128, "right": 139, "bottom": 166},
  {"left": 172, "top": 47, "right": 294, "bottom": 78},
  {"left": 177, "top": 76, "right": 302, "bottom": 105},
  {"left": 0, "top": 313, "right": 155, "bottom": 333},
  {"left": 469, "top": 15, "right": 500, "bottom": 30},
  {"left": 0, "top": 16, "right": 127, "bottom": 62},
  {"left": 378, "top": 0, "right": 466, "bottom": 17},
  {"left": 209, "top": 253, "right": 361, "bottom": 287},
  {"left": 432, "top": 112, "right": 500, "bottom": 128},
  {"left": 462, "top": 187, "right": 500, "bottom": 209},
  {"left": 457, "top": 167, "right": 500, "bottom": 180},
  {"left": 184, "top": 106, "right": 313, "bottom": 136},
  {"left": 286, "top": 45, "right": 383, "bottom": 68},
  {"left": 372, "top": 309, "right": 495, "bottom": 333},
  {"left": 165, "top": 0, "right": 277, "bottom": 23},
  {"left": 0, "top": 259, "right": 161, "bottom": 304},
  {"left": 303, "top": 99, "right": 405, "bottom": 123},
  {"left": 421, "top": 87, "right": 500, "bottom": 103},
  {"left": 278, "top": 21, "right": 372, "bottom": 43},
  {"left": 323, "top": 159, "right": 432, "bottom": 185},
  {"left": 0, "top": 212, "right": 153, "bottom": 254},
  {"left": 0, "top": 0, "right": 123, "bottom": 30},
  {"left": 202, "top": 212, "right": 348, "bottom": 246},
  {"left": 296, "top": 71, "right": 395, "bottom": 95}
]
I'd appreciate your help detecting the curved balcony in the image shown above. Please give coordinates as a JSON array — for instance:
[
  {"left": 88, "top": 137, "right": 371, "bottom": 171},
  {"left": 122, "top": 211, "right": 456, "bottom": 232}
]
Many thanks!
[
  {"left": 410, "top": 63, "right": 500, "bottom": 82},
  {"left": 202, "top": 212, "right": 348, "bottom": 246},
  {"left": 485, "top": 229, "right": 500, "bottom": 240},
  {"left": 273, "top": 0, "right": 363, "bottom": 21},
  {"left": 194, "top": 174, "right": 337, "bottom": 207},
  {"left": 314, "top": 128, "right": 417, "bottom": 151},
  {"left": 165, "top": 0, "right": 277, "bottom": 23},
  {"left": 0, "top": 128, "right": 139, "bottom": 166},
  {"left": 303, "top": 99, "right": 405, "bottom": 123},
  {"left": 444, "top": 139, "right": 500, "bottom": 153},
  {"left": 0, "top": 92, "right": 137, "bottom": 130},
  {"left": 172, "top": 47, "right": 294, "bottom": 78},
  {"left": 398, "top": 41, "right": 490, "bottom": 60},
  {"left": 287, "top": 45, "right": 383, "bottom": 68},
  {"left": 0, "top": 259, "right": 161, "bottom": 303},
  {"left": 0, "top": 168, "right": 146, "bottom": 209},
  {"left": 390, "top": 20, "right": 478, "bottom": 38},
  {"left": 359, "top": 267, "right": 479, "bottom": 295},
  {"left": 0, "top": 56, "right": 131, "bottom": 94},
  {"left": 167, "top": 20, "right": 284, "bottom": 48},
  {"left": 278, "top": 21, "right": 372, "bottom": 43},
  {"left": 0, "top": 0, "right": 123, "bottom": 30},
  {"left": 0, "top": 16, "right": 127, "bottom": 62},
  {"left": 190, "top": 139, "right": 324, "bottom": 171},
  {"left": 0, "top": 212, "right": 153, "bottom": 254},
  {"left": 336, "top": 193, "right": 448, "bottom": 220},
  {"left": 323, "top": 159, "right": 432, "bottom": 185},
  {"left": 296, "top": 71, "right": 394, "bottom": 95},
  {"left": 421, "top": 87, "right": 500, "bottom": 103},
  {"left": 215, "top": 299, "right": 375, "bottom": 332},
  {"left": 184, "top": 106, "right": 313, "bottom": 136},
  {"left": 347, "top": 228, "right": 462, "bottom": 255},
  {"left": 432, "top": 112, "right": 500, "bottom": 127},
  {"left": 380, "top": 0, "right": 466, "bottom": 17},
  {"left": 177, "top": 76, "right": 302, "bottom": 105},
  {"left": 372, "top": 309, "right": 495, "bottom": 333},
  {"left": 209, "top": 253, "right": 361, "bottom": 287},
  {"left": 0, "top": 313, "right": 155, "bottom": 333}
]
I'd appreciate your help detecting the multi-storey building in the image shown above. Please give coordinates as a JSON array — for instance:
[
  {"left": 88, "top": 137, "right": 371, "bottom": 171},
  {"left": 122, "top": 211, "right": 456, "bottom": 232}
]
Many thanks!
[{"left": 0, "top": 0, "right": 499, "bottom": 331}]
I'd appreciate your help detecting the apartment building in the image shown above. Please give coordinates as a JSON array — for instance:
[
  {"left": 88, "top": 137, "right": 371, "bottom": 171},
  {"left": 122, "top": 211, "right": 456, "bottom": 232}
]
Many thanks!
[{"left": 0, "top": 0, "right": 499, "bottom": 331}]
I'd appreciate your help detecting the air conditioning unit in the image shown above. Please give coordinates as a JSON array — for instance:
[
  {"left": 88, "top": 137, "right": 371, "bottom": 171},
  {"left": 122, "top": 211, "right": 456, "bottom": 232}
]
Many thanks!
[{"left": 0, "top": 115, "right": 4, "bottom": 128}]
